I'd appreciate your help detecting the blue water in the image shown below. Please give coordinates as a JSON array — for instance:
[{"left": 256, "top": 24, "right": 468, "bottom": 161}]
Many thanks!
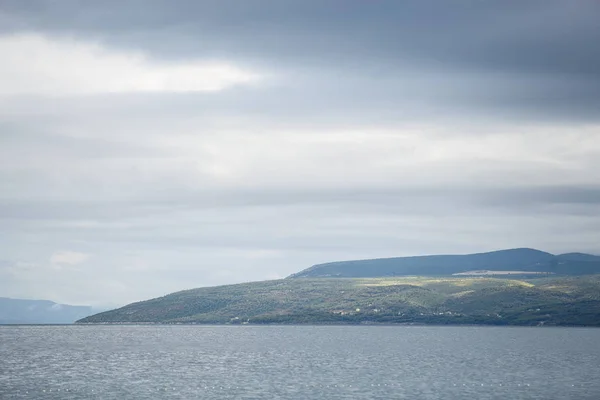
[{"left": 1, "top": 325, "right": 599, "bottom": 399}]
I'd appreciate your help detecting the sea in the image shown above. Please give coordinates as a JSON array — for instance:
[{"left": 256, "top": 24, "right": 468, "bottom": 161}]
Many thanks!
[{"left": 1, "top": 325, "right": 599, "bottom": 399}]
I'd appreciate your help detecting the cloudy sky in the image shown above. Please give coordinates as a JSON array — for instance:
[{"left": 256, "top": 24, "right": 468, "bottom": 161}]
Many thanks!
[{"left": 1, "top": 0, "right": 599, "bottom": 307}]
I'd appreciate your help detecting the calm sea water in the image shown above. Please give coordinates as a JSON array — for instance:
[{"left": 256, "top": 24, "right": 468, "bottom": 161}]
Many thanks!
[{"left": 1, "top": 325, "right": 599, "bottom": 399}]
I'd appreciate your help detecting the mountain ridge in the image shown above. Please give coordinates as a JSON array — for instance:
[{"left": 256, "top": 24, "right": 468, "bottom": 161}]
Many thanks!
[{"left": 288, "top": 248, "right": 600, "bottom": 278}]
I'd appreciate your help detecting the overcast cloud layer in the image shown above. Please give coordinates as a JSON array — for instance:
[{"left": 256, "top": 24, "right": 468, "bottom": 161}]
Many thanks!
[{"left": 1, "top": 1, "right": 599, "bottom": 307}]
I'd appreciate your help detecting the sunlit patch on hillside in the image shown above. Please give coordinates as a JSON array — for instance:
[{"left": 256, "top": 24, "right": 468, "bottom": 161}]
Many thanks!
[
  {"left": 451, "top": 290, "right": 475, "bottom": 298},
  {"left": 355, "top": 277, "right": 535, "bottom": 290}
]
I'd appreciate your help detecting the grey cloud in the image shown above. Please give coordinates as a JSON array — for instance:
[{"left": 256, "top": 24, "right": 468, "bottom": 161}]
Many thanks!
[
  {"left": 2, "top": 0, "right": 600, "bottom": 75},
  {"left": 1, "top": 1, "right": 599, "bottom": 122},
  {"left": 3, "top": 185, "right": 600, "bottom": 228},
  {"left": 3, "top": 1, "right": 598, "bottom": 75},
  {"left": 3, "top": 72, "right": 599, "bottom": 128},
  {"left": 479, "top": 186, "right": 600, "bottom": 208}
]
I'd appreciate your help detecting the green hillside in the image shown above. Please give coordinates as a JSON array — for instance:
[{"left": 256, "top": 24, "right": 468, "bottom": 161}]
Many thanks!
[
  {"left": 77, "top": 275, "right": 600, "bottom": 326},
  {"left": 289, "top": 248, "right": 600, "bottom": 278}
]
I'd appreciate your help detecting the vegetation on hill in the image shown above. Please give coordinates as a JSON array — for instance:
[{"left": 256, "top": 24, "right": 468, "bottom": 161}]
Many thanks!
[
  {"left": 288, "top": 248, "right": 600, "bottom": 278},
  {"left": 77, "top": 275, "right": 600, "bottom": 326}
]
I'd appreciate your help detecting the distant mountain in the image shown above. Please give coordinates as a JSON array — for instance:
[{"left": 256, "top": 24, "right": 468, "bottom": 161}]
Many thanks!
[
  {"left": 557, "top": 253, "right": 600, "bottom": 262},
  {"left": 0, "top": 298, "right": 96, "bottom": 324},
  {"left": 77, "top": 275, "right": 600, "bottom": 327},
  {"left": 288, "top": 248, "right": 600, "bottom": 278}
]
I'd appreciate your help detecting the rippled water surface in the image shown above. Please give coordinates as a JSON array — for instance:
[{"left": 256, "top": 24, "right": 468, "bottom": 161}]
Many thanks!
[{"left": 1, "top": 325, "right": 599, "bottom": 399}]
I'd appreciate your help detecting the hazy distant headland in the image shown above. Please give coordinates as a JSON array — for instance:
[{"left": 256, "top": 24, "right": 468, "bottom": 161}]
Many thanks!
[
  {"left": 77, "top": 248, "right": 600, "bottom": 326},
  {"left": 0, "top": 298, "right": 98, "bottom": 324}
]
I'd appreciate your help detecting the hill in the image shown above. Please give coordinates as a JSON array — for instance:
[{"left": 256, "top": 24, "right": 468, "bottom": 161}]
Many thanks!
[
  {"left": 0, "top": 298, "right": 96, "bottom": 324},
  {"left": 288, "top": 248, "right": 600, "bottom": 278},
  {"left": 77, "top": 275, "right": 600, "bottom": 326}
]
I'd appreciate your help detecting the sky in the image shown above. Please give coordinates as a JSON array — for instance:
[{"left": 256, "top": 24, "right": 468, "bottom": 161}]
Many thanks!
[{"left": 1, "top": 0, "right": 599, "bottom": 307}]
